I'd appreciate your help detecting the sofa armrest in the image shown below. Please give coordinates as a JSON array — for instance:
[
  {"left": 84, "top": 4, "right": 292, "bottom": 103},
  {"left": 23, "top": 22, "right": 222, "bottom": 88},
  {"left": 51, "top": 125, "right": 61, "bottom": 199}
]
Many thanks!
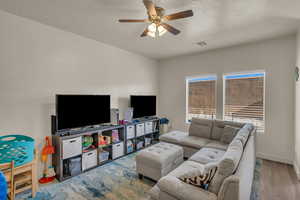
[
  {"left": 217, "top": 175, "right": 239, "bottom": 200},
  {"left": 158, "top": 176, "right": 217, "bottom": 200}
]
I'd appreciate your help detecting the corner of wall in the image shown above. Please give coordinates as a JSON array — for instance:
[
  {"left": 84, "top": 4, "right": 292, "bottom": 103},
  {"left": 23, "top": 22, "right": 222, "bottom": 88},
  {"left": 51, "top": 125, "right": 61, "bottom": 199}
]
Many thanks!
[
  {"left": 295, "top": 29, "right": 300, "bottom": 181},
  {"left": 257, "top": 152, "right": 293, "bottom": 165},
  {"left": 293, "top": 159, "right": 300, "bottom": 180}
]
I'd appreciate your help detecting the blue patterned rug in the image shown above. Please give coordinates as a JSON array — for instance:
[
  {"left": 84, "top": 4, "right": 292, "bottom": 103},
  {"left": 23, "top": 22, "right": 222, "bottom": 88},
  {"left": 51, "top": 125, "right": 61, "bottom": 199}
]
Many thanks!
[{"left": 17, "top": 154, "right": 261, "bottom": 200}]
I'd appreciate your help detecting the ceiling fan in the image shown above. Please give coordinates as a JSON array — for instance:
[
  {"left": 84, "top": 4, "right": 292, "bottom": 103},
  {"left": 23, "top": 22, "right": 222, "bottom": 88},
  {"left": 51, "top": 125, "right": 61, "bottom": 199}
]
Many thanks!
[{"left": 118, "top": 0, "right": 194, "bottom": 38}]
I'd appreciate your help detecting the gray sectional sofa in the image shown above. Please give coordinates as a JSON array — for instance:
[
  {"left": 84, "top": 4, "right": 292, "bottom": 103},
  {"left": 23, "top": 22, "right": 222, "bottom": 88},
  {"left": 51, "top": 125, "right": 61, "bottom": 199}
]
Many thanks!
[{"left": 148, "top": 118, "right": 256, "bottom": 200}]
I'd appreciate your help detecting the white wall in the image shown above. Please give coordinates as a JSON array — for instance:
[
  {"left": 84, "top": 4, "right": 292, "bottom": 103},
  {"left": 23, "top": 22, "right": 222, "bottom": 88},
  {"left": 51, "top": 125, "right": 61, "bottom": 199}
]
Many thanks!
[
  {"left": 0, "top": 10, "right": 158, "bottom": 175},
  {"left": 158, "top": 35, "right": 296, "bottom": 164},
  {"left": 295, "top": 29, "right": 300, "bottom": 178}
]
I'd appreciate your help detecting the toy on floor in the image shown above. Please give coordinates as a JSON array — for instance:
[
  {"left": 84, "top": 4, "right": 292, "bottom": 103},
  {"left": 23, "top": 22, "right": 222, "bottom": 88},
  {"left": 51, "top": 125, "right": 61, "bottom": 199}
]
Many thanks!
[
  {"left": 39, "top": 136, "right": 56, "bottom": 184},
  {"left": 47, "top": 166, "right": 56, "bottom": 178}
]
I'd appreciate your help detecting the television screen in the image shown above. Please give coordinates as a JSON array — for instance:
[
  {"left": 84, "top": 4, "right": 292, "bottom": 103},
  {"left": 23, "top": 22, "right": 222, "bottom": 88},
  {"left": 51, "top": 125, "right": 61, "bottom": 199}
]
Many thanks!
[
  {"left": 56, "top": 95, "right": 110, "bottom": 130},
  {"left": 130, "top": 95, "right": 156, "bottom": 118}
]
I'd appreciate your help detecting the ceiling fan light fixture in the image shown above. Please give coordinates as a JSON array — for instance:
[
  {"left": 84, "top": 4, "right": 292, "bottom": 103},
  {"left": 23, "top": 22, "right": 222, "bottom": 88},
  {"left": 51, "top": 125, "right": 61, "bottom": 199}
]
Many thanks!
[
  {"left": 119, "top": 0, "right": 193, "bottom": 38},
  {"left": 147, "top": 31, "right": 156, "bottom": 38},
  {"left": 157, "top": 25, "right": 167, "bottom": 36},
  {"left": 148, "top": 23, "right": 157, "bottom": 32},
  {"left": 147, "top": 23, "right": 167, "bottom": 38},
  {"left": 147, "top": 23, "right": 156, "bottom": 37}
]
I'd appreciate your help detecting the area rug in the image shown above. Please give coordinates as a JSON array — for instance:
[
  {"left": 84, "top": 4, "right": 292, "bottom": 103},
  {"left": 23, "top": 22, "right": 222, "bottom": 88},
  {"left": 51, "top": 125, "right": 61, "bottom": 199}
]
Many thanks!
[{"left": 17, "top": 154, "right": 261, "bottom": 200}]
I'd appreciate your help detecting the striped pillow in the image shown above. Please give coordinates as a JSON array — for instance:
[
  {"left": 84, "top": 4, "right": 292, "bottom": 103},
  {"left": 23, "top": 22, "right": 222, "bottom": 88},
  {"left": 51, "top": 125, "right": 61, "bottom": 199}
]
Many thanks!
[{"left": 178, "top": 165, "right": 218, "bottom": 190}]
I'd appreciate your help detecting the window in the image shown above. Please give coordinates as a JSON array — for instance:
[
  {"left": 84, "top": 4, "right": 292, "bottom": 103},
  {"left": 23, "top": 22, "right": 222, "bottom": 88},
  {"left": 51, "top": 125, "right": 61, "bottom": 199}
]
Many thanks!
[
  {"left": 186, "top": 75, "right": 217, "bottom": 122},
  {"left": 223, "top": 72, "right": 265, "bottom": 132}
]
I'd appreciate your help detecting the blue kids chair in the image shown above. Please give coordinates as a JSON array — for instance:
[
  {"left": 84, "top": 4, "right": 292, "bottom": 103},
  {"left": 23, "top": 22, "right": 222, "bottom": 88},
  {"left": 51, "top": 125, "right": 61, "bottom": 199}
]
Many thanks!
[{"left": 0, "top": 170, "right": 7, "bottom": 200}]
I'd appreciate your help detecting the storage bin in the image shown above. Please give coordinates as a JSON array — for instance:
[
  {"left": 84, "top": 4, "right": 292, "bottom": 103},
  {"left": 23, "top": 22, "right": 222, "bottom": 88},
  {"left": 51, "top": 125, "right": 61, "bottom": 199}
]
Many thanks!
[
  {"left": 112, "top": 142, "right": 124, "bottom": 159},
  {"left": 99, "top": 150, "right": 110, "bottom": 163},
  {"left": 126, "top": 140, "right": 134, "bottom": 153},
  {"left": 82, "top": 150, "right": 97, "bottom": 171},
  {"left": 0, "top": 135, "right": 34, "bottom": 167},
  {"left": 62, "top": 136, "right": 82, "bottom": 159},
  {"left": 112, "top": 130, "right": 120, "bottom": 143},
  {"left": 69, "top": 156, "right": 81, "bottom": 176},
  {"left": 145, "top": 138, "right": 152, "bottom": 146},
  {"left": 136, "top": 123, "right": 145, "bottom": 137},
  {"left": 126, "top": 125, "right": 135, "bottom": 139},
  {"left": 145, "top": 122, "right": 154, "bottom": 134},
  {"left": 137, "top": 141, "right": 144, "bottom": 150}
]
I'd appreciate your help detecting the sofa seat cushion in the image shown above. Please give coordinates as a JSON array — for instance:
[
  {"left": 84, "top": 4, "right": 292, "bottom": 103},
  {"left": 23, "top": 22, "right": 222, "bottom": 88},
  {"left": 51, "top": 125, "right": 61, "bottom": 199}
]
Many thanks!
[
  {"left": 204, "top": 141, "right": 228, "bottom": 151},
  {"left": 168, "top": 160, "right": 206, "bottom": 177},
  {"left": 180, "top": 136, "right": 212, "bottom": 149},
  {"left": 189, "top": 118, "right": 213, "bottom": 139},
  {"left": 159, "top": 131, "right": 188, "bottom": 145},
  {"left": 189, "top": 148, "right": 226, "bottom": 165}
]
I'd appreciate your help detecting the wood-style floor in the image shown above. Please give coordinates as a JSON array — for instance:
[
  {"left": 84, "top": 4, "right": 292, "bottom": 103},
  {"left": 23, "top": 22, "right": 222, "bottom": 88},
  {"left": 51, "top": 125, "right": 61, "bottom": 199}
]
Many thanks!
[{"left": 261, "top": 160, "right": 300, "bottom": 200}]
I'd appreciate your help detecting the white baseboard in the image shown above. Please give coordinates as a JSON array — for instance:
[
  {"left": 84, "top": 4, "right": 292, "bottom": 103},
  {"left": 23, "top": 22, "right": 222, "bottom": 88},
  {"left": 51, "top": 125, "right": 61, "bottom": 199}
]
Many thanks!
[
  {"left": 293, "top": 161, "right": 300, "bottom": 180},
  {"left": 256, "top": 152, "right": 293, "bottom": 165}
]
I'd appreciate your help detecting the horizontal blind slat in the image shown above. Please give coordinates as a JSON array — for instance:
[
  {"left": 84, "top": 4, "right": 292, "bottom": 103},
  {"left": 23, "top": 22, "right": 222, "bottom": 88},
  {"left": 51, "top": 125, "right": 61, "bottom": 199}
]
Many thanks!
[{"left": 224, "top": 74, "right": 265, "bottom": 132}]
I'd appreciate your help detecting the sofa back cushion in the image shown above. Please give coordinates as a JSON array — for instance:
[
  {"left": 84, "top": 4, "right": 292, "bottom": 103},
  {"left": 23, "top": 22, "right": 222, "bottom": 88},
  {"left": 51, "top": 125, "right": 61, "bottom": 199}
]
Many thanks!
[
  {"left": 189, "top": 118, "right": 213, "bottom": 139},
  {"left": 243, "top": 123, "right": 254, "bottom": 132},
  {"left": 220, "top": 125, "right": 240, "bottom": 144},
  {"left": 234, "top": 123, "right": 254, "bottom": 146},
  {"left": 211, "top": 120, "right": 244, "bottom": 140},
  {"left": 209, "top": 139, "right": 243, "bottom": 194}
]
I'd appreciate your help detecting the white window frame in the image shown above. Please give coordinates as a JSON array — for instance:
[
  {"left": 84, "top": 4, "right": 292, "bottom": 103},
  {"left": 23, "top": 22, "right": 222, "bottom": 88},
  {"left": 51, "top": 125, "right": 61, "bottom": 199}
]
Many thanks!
[
  {"left": 185, "top": 74, "right": 217, "bottom": 124},
  {"left": 222, "top": 70, "right": 266, "bottom": 133}
]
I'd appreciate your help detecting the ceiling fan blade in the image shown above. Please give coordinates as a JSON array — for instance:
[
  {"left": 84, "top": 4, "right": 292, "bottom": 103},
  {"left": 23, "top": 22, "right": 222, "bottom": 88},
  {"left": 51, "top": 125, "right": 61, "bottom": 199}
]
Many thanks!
[
  {"left": 141, "top": 29, "right": 149, "bottom": 37},
  {"left": 161, "top": 23, "right": 180, "bottom": 35},
  {"left": 163, "top": 10, "right": 194, "bottom": 21},
  {"left": 143, "top": 0, "right": 157, "bottom": 16},
  {"left": 119, "top": 19, "right": 148, "bottom": 23}
]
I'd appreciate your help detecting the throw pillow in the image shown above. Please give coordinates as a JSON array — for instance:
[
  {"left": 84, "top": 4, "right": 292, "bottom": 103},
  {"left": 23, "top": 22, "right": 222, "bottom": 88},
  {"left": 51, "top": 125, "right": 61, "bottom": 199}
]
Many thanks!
[
  {"left": 220, "top": 125, "right": 240, "bottom": 144},
  {"left": 189, "top": 118, "right": 213, "bottom": 139},
  {"left": 178, "top": 163, "right": 218, "bottom": 190}
]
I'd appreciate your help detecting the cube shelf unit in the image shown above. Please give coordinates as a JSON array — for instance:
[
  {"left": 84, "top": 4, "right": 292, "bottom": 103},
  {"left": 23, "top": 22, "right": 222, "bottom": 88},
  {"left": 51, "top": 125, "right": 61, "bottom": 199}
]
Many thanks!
[
  {"left": 52, "top": 125, "right": 126, "bottom": 181},
  {"left": 52, "top": 118, "right": 160, "bottom": 181},
  {"left": 125, "top": 118, "right": 160, "bottom": 154}
]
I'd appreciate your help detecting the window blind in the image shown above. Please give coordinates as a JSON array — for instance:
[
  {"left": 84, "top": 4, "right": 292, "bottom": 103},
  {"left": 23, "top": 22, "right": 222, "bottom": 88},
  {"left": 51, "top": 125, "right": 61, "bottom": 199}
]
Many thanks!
[
  {"left": 186, "top": 76, "right": 217, "bottom": 122},
  {"left": 224, "top": 72, "right": 265, "bottom": 132}
]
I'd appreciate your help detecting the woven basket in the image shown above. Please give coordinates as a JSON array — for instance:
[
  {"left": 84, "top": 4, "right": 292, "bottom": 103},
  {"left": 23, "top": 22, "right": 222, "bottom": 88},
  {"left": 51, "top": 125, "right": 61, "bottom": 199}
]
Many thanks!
[{"left": 0, "top": 135, "right": 34, "bottom": 167}]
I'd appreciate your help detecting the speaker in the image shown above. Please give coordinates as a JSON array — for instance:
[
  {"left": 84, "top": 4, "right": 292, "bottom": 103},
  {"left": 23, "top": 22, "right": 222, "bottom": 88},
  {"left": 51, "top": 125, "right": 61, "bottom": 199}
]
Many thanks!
[
  {"left": 124, "top": 108, "right": 133, "bottom": 122},
  {"left": 51, "top": 115, "right": 57, "bottom": 135},
  {"left": 110, "top": 109, "right": 119, "bottom": 125}
]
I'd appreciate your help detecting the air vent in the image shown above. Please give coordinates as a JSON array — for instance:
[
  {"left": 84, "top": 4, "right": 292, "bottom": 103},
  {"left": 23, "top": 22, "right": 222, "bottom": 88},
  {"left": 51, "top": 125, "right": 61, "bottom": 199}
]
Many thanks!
[{"left": 197, "top": 41, "right": 207, "bottom": 46}]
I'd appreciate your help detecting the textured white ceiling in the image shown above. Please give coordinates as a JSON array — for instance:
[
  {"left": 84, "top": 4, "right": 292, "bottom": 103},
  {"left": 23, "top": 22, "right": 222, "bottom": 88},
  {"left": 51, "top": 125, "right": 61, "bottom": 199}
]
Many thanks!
[{"left": 0, "top": 0, "right": 299, "bottom": 59}]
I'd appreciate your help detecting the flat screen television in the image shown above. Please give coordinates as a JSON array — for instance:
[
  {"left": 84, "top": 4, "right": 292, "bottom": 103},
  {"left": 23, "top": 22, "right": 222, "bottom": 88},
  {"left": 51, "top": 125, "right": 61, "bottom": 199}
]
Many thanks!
[
  {"left": 130, "top": 95, "right": 156, "bottom": 118},
  {"left": 56, "top": 94, "right": 111, "bottom": 131}
]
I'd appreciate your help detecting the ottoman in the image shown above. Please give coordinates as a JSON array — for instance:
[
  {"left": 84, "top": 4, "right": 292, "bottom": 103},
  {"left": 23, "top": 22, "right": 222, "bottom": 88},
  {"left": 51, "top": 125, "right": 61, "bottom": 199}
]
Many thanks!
[{"left": 136, "top": 142, "right": 184, "bottom": 181}]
